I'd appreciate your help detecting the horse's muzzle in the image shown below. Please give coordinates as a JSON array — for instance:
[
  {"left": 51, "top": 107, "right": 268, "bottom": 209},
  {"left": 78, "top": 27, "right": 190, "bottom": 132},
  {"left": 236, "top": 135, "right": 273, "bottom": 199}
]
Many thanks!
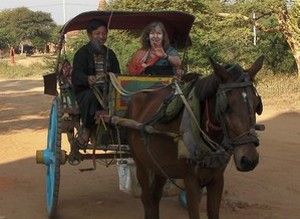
[{"left": 237, "top": 154, "right": 259, "bottom": 172}]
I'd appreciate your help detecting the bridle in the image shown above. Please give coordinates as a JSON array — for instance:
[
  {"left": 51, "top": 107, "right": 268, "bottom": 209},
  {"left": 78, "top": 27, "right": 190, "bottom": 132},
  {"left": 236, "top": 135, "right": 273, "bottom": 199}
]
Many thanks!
[{"left": 215, "top": 73, "right": 261, "bottom": 152}]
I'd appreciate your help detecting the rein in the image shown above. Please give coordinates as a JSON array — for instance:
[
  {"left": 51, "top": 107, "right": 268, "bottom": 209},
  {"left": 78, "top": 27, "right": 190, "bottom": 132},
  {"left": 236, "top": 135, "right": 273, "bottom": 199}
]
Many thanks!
[{"left": 108, "top": 72, "right": 169, "bottom": 96}]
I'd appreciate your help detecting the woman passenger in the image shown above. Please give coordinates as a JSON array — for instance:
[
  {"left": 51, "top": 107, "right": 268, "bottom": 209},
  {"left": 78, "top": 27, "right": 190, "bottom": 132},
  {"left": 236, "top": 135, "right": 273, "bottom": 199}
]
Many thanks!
[{"left": 128, "top": 22, "right": 183, "bottom": 78}]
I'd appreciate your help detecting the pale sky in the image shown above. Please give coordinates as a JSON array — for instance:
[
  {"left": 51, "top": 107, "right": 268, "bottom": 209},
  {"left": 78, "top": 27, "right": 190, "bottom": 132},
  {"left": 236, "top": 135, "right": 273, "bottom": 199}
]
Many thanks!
[{"left": 0, "top": 0, "right": 102, "bottom": 25}]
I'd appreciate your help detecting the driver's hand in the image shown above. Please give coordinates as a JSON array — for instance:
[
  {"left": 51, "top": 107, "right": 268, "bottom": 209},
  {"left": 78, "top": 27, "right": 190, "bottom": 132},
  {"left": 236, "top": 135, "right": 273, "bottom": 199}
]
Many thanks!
[{"left": 88, "top": 75, "right": 97, "bottom": 87}]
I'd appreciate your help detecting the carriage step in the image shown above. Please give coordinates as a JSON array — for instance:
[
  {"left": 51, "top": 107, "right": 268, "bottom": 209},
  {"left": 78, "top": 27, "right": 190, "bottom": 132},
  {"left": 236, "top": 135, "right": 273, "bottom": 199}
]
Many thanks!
[{"left": 81, "top": 144, "right": 130, "bottom": 151}]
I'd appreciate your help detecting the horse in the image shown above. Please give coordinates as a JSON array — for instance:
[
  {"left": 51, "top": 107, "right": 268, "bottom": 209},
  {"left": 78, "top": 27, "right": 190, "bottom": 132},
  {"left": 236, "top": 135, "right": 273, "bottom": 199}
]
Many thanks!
[{"left": 125, "top": 55, "right": 264, "bottom": 219}]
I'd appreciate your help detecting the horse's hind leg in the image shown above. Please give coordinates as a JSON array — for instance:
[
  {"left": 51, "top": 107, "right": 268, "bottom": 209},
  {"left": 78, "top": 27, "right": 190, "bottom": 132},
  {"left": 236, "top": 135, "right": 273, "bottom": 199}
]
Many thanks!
[{"left": 136, "top": 163, "right": 166, "bottom": 219}]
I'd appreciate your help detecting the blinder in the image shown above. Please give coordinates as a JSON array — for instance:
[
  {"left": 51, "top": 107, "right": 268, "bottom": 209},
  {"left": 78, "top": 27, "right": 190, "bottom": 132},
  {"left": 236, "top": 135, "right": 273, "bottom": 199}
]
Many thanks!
[
  {"left": 216, "top": 87, "right": 263, "bottom": 116},
  {"left": 256, "top": 95, "right": 263, "bottom": 115}
]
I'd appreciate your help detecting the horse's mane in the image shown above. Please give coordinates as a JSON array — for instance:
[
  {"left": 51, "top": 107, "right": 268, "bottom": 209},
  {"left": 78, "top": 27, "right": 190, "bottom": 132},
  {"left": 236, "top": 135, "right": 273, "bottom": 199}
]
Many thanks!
[
  {"left": 194, "top": 73, "right": 220, "bottom": 101},
  {"left": 193, "top": 64, "right": 246, "bottom": 101}
]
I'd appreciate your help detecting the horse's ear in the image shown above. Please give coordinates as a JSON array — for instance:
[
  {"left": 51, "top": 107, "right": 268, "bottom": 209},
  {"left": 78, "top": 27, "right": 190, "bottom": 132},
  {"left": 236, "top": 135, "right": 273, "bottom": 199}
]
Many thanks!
[
  {"left": 209, "top": 57, "right": 229, "bottom": 81},
  {"left": 247, "top": 55, "right": 265, "bottom": 79}
]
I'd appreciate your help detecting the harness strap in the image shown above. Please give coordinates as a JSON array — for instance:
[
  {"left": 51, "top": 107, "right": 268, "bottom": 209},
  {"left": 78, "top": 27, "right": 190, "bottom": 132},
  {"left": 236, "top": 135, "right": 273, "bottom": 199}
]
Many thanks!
[
  {"left": 174, "top": 82, "right": 221, "bottom": 151},
  {"left": 108, "top": 73, "right": 133, "bottom": 96},
  {"left": 110, "top": 116, "right": 179, "bottom": 138}
]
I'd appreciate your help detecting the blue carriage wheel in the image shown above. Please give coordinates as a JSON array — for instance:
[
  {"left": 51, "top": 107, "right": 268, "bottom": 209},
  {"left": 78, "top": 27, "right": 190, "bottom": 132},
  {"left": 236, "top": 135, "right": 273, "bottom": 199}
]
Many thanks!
[
  {"left": 45, "top": 96, "right": 62, "bottom": 218},
  {"left": 178, "top": 191, "right": 187, "bottom": 209}
]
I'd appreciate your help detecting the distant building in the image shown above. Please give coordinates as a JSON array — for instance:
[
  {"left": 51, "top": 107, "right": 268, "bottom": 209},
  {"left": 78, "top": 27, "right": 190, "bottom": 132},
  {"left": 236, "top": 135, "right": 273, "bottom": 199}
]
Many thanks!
[
  {"left": 65, "top": 0, "right": 107, "bottom": 40},
  {"left": 98, "top": 0, "right": 107, "bottom": 10}
]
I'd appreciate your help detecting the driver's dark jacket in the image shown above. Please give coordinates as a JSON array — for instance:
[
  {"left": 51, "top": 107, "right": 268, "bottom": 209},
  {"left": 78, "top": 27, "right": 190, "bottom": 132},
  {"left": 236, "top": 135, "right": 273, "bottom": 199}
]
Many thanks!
[
  {"left": 71, "top": 42, "right": 120, "bottom": 95},
  {"left": 71, "top": 42, "right": 120, "bottom": 130}
]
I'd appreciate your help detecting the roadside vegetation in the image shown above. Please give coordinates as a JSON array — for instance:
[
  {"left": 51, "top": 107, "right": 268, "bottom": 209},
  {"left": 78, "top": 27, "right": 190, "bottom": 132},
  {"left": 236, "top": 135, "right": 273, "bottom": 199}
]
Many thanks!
[
  {"left": 1, "top": 0, "right": 300, "bottom": 77},
  {"left": 0, "top": 0, "right": 299, "bottom": 106},
  {"left": 0, "top": 62, "right": 47, "bottom": 78},
  {"left": 0, "top": 54, "right": 54, "bottom": 78},
  {"left": 256, "top": 72, "right": 299, "bottom": 109},
  {"left": 0, "top": 54, "right": 298, "bottom": 112}
]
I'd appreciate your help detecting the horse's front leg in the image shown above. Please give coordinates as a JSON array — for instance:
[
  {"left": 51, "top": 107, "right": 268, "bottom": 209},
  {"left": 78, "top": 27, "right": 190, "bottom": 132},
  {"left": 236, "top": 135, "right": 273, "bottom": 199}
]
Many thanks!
[
  {"left": 184, "top": 176, "right": 202, "bottom": 219},
  {"left": 136, "top": 163, "right": 166, "bottom": 219},
  {"left": 206, "top": 174, "right": 224, "bottom": 219}
]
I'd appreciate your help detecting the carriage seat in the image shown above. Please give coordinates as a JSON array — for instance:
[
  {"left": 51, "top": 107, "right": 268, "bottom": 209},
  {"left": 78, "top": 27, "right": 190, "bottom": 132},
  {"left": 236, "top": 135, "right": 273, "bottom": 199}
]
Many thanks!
[{"left": 144, "top": 65, "right": 173, "bottom": 76}]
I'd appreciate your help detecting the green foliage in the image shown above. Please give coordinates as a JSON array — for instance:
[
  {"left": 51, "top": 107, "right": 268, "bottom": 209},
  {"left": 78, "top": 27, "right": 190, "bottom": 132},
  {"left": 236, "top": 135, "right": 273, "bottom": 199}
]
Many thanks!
[
  {"left": 64, "top": 31, "right": 89, "bottom": 61},
  {"left": 108, "top": 0, "right": 205, "bottom": 13},
  {"left": 49, "top": 0, "right": 295, "bottom": 75},
  {"left": 104, "top": 0, "right": 297, "bottom": 74},
  {"left": 190, "top": 0, "right": 297, "bottom": 74},
  {"left": 49, "top": 25, "right": 63, "bottom": 44},
  {"left": 107, "top": 30, "right": 140, "bottom": 73},
  {"left": 256, "top": 31, "right": 296, "bottom": 73},
  {"left": 31, "top": 37, "right": 46, "bottom": 52},
  {"left": 0, "top": 7, "right": 57, "bottom": 50}
]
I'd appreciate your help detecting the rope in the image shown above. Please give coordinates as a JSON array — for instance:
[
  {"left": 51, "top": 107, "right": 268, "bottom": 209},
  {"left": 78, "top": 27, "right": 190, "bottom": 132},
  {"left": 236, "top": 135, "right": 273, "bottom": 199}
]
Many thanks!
[
  {"left": 91, "top": 86, "right": 107, "bottom": 109},
  {"left": 108, "top": 72, "right": 171, "bottom": 96}
]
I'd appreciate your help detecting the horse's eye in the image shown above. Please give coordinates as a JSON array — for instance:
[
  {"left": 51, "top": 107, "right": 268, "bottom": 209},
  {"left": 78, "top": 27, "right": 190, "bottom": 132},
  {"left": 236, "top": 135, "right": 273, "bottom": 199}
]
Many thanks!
[{"left": 225, "top": 105, "right": 232, "bottom": 114}]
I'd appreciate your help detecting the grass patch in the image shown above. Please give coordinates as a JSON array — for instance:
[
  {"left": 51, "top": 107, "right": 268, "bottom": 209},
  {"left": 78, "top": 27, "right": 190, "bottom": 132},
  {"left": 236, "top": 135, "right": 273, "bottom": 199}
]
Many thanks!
[
  {"left": 0, "top": 55, "right": 299, "bottom": 111},
  {"left": 257, "top": 71, "right": 299, "bottom": 97},
  {"left": 0, "top": 62, "right": 50, "bottom": 79},
  {"left": 256, "top": 71, "right": 300, "bottom": 110}
]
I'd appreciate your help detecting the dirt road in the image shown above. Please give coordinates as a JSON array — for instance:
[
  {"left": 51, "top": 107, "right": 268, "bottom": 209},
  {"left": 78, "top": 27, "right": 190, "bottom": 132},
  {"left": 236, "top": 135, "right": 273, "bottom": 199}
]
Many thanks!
[{"left": 0, "top": 79, "right": 299, "bottom": 219}]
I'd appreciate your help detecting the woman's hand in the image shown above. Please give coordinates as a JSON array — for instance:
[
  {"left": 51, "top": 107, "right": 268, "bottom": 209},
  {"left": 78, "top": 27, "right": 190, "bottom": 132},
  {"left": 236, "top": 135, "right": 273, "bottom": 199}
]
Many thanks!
[{"left": 152, "top": 45, "right": 167, "bottom": 59}]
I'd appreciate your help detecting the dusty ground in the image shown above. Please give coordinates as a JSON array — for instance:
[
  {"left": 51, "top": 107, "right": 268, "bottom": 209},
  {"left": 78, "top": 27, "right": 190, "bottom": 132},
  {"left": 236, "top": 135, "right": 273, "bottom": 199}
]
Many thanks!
[{"left": 0, "top": 76, "right": 299, "bottom": 219}]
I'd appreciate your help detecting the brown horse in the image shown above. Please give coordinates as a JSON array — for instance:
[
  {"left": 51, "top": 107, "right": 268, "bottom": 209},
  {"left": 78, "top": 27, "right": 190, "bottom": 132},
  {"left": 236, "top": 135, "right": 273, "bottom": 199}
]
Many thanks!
[{"left": 125, "top": 56, "right": 264, "bottom": 219}]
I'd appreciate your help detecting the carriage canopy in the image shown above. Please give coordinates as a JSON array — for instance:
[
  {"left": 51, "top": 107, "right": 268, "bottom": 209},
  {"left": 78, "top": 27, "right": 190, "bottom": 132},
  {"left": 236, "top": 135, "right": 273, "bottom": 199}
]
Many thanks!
[{"left": 59, "top": 10, "right": 195, "bottom": 49}]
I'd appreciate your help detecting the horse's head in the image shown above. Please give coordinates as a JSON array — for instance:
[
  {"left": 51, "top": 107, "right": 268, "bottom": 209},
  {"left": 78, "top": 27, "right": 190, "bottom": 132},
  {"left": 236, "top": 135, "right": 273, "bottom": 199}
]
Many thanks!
[{"left": 210, "top": 56, "right": 264, "bottom": 172}]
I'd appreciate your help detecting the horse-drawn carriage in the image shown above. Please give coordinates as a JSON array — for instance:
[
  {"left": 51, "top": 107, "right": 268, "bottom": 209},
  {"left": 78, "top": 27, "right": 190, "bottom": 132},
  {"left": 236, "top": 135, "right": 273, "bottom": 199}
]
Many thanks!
[{"left": 36, "top": 10, "right": 265, "bottom": 219}]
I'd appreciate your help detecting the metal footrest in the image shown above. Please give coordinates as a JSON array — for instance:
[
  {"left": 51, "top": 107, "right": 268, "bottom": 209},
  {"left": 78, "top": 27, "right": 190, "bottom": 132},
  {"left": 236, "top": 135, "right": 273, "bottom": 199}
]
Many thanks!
[
  {"left": 82, "top": 144, "right": 130, "bottom": 152},
  {"left": 79, "top": 152, "right": 132, "bottom": 160}
]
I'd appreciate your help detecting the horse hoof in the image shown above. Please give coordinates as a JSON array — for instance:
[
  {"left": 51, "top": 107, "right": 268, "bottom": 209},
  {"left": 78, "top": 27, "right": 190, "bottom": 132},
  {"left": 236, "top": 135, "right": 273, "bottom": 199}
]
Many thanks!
[{"left": 178, "top": 191, "right": 187, "bottom": 209}]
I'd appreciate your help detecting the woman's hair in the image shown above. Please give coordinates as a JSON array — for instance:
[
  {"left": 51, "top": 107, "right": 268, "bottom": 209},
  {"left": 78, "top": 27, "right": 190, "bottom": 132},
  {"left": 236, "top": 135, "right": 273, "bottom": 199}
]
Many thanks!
[
  {"left": 86, "top": 19, "right": 107, "bottom": 34},
  {"left": 140, "top": 22, "right": 170, "bottom": 49}
]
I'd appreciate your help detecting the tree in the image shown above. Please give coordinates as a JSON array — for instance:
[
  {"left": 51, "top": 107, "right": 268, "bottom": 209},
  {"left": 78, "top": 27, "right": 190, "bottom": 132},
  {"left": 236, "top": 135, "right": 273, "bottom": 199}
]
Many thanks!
[
  {"left": 254, "top": 0, "right": 300, "bottom": 75},
  {"left": 221, "top": 0, "right": 299, "bottom": 75},
  {"left": 0, "top": 7, "right": 56, "bottom": 52},
  {"left": 107, "top": 0, "right": 300, "bottom": 75}
]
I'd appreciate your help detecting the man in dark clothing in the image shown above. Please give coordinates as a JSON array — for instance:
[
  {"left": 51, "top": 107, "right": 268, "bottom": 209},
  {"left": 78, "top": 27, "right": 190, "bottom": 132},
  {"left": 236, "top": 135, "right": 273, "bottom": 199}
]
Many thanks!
[{"left": 71, "top": 19, "right": 121, "bottom": 146}]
